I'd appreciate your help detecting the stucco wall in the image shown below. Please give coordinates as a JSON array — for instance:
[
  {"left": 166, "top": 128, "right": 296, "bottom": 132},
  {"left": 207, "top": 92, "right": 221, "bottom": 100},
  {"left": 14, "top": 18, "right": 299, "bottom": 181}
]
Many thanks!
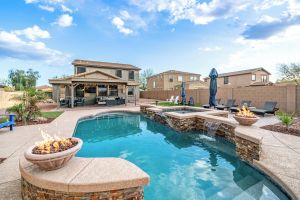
[{"left": 140, "top": 85, "right": 299, "bottom": 113}]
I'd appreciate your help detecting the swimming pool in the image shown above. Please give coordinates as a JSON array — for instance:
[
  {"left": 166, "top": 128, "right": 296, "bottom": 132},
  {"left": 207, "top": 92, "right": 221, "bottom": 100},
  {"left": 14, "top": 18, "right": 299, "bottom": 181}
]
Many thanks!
[{"left": 74, "top": 112, "right": 289, "bottom": 200}]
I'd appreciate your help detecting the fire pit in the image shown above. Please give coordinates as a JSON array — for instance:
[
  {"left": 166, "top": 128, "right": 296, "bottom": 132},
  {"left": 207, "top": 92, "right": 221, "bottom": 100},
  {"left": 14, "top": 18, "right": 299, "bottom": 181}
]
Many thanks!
[
  {"left": 24, "top": 134, "right": 82, "bottom": 171},
  {"left": 233, "top": 106, "right": 259, "bottom": 126}
]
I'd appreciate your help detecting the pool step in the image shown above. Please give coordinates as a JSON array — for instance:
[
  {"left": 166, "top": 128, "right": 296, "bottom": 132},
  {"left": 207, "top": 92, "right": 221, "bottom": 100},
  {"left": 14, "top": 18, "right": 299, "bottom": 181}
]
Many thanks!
[
  {"left": 233, "top": 180, "right": 265, "bottom": 200},
  {"left": 206, "top": 175, "right": 257, "bottom": 199}
]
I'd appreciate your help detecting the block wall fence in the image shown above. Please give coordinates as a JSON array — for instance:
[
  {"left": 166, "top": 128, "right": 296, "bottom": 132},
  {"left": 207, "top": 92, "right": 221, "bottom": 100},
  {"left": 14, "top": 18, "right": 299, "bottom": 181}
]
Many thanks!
[{"left": 140, "top": 85, "right": 300, "bottom": 114}]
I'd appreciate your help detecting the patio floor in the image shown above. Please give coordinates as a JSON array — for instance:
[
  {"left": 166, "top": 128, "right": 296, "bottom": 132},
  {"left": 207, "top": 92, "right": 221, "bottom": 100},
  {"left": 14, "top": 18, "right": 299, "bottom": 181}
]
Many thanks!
[{"left": 0, "top": 103, "right": 299, "bottom": 199}]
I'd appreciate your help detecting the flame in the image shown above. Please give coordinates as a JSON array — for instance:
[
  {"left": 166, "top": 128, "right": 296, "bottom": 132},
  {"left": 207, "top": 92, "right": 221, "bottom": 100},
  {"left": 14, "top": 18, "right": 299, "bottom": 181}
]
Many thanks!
[
  {"left": 33, "top": 129, "right": 76, "bottom": 154},
  {"left": 236, "top": 106, "right": 256, "bottom": 118}
]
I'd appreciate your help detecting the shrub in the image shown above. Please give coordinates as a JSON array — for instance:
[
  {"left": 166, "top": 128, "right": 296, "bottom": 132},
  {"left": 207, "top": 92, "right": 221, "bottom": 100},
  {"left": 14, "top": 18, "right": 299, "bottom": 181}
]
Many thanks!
[
  {"left": 277, "top": 112, "right": 294, "bottom": 128},
  {"left": 3, "top": 86, "right": 15, "bottom": 92},
  {"left": 6, "top": 88, "right": 46, "bottom": 124}
]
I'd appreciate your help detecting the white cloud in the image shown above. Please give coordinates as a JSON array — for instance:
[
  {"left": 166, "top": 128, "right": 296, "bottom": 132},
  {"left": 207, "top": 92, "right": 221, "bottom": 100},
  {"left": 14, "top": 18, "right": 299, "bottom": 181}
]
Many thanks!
[
  {"left": 222, "top": 25, "right": 300, "bottom": 81},
  {"left": 198, "top": 46, "right": 222, "bottom": 52},
  {"left": 38, "top": 4, "right": 55, "bottom": 12},
  {"left": 0, "top": 30, "right": 68, "bottom": 64},
  {"left": 130, "top": 0, "right": 252, "bottom": 25},
  {"left": 112, "top": 17, "right": 133, "bottom": 35},
  {"left": 25, "top": 0, "right": 65, "bottom": 4},
  {"left": 13, "top": 25, "right": 50, "bottom": 41},
  {"left": 61, "top": 5, "right": 73, "bottom": 13},
  {"left": 54, "top": 14, "right": 74, "bottom": 27}
]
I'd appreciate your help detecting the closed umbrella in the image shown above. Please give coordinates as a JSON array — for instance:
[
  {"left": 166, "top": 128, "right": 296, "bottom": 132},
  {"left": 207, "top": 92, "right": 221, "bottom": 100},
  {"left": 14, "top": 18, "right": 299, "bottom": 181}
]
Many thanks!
[
  {"left": 209, "top": 68, "right": 218, "bottom": 107},
  {"left": 181, "top": 82, "right": 186, "bottom": 105}
]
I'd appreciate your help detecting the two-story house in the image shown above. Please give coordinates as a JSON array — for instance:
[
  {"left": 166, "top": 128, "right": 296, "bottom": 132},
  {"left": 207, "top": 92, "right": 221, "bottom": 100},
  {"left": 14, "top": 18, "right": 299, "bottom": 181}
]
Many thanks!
[
  {"left": 49, "top": 59, "right": 140, "bottom": 107},
  {"left": 147, "top": 70, "right": 207, "bottom": 91},
  {"left": 204, "top": 68, "right": 272, "bottom": 88}
]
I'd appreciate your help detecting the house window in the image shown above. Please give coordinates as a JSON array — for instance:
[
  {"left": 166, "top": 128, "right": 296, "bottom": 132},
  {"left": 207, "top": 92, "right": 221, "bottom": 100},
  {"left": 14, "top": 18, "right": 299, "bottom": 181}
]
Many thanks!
[
  {"left": 128, "top": 87, "right": 134, "bottom": 96},
  {"left": 128, "top": 71, "right": 135, "bottom": 80},
  {"left": 77, "top": 67, "right": 86, "bottom": 74},
  {"left": 85, "top": 86, "right": 96, "bottom": 93},
  {"left": 224, "top": 76, "right": 229, "bottom": 84},
  {"left": 153, "top": 81, "right": 156, "bottom": 88},
  {"left": 109, "top": 85, "right": 118, "bottom": 96},
  {"left": 261, "top": 75, "right": 267, "bottom": 82},
  {"left": 178, "top": 75, "right": 183, "bottom": 82},
  {"left": 98, "top": 85, "right": 107, "bottom": 96},
  {"left": 169, "top": 76, "right": 173, "bottom": 82},
  {"left": 75, "top": 84, "right": 84, "bottom": 97},
  {"left": 252, "top": 74, "right": 256, "bottom": 81},
  {"left": 190, "top": 76, "right": 194, "bottom": 81},
  {"left": 115, "top": 70, "right": 122, "bottom": 78}
]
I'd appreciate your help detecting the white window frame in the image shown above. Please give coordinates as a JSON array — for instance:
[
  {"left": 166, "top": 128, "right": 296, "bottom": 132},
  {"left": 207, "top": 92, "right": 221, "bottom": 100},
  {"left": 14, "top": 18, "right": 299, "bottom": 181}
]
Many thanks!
[
  {"left": 251, "top": 74, "right": 256, "bottom": 81},
  {"left": 178, "top": 75, "right": 183, "bottom": 82},
  {"left": 153, "top": 81, "right": 156, "bottom": 88}
]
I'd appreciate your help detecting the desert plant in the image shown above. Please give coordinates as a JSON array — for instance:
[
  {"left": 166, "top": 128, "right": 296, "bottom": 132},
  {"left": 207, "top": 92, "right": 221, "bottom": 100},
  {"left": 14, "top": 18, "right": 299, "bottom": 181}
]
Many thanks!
[
  {"left": 6, "top": 88, "right": 46, "bottom": 124},
  {"left": 277, "top": 112, "right": 294, "bottom": 128}
]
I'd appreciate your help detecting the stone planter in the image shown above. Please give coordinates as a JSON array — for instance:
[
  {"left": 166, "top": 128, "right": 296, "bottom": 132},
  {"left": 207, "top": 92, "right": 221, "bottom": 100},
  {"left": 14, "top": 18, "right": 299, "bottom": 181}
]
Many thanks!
[
  {"left": 233, "top": 116, "right": 259, "bottom": 126},
  {"left": 24, "top": 137, "right": 83, "bottom": 171}
]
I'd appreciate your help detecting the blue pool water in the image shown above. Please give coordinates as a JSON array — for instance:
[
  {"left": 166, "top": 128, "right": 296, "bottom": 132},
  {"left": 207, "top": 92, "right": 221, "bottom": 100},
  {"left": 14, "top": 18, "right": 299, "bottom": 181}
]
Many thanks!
[{"left": 74, "top": 113, "right": 289, "bottom": 200}]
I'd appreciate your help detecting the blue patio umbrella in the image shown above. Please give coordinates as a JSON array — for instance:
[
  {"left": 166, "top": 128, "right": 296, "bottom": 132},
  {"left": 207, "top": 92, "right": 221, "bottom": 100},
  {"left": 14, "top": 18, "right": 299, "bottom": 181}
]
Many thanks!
[
  {"left": 209, "top": 68, "right": 218, "bottom": 107},
  {"left": 181, "top": 82, "right": 186, "bottom": 105}
]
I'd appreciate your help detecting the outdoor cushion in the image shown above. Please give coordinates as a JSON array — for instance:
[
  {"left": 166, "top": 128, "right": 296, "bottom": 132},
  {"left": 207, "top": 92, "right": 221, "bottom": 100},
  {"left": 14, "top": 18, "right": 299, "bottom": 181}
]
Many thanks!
[
  {"left": 251, "top": 108, "right": 267, "bottom": 114},
  {"left": 216, "top": 99, "right": 236, "bottom": 110}
]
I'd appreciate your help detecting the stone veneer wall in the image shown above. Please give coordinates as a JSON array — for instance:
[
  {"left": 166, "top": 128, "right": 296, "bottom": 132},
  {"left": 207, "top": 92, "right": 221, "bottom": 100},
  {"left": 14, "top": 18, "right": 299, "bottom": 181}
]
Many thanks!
[
  {"left": 21, "top": 177, "right": 144, "bottom": 200},
  {"left": 235, "top": 136, "right": 261, "bottom": 161},
  {"left": 141, "top": 105, "right": 261, "bottom": 163}
]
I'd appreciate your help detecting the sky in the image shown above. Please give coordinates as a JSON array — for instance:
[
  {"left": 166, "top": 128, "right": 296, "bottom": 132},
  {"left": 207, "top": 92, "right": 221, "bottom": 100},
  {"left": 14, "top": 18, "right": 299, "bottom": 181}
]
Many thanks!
[{"left": 0, "top": 0, "right": 300, "bottom": 85}]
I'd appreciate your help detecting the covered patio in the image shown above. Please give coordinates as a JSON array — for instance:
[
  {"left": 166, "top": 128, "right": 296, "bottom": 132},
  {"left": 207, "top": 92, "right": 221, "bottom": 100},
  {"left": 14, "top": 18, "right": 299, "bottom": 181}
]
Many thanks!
[{"left": 49, "top": 70, "right": 138, "bottom": 108}]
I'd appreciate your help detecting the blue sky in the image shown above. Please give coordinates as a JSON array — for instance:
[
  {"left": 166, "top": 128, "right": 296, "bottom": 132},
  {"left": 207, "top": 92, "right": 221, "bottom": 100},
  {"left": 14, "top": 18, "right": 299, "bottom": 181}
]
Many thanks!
[{"left": 0, "top": 0, "right": 300, "bottom": 85}]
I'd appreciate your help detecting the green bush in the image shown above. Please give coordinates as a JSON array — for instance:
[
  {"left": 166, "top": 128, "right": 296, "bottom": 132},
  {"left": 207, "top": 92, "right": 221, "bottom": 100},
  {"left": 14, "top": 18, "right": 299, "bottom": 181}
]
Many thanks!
[
  {"left": 277, "top": 112, "right": 294, "bottom": 128},
  {"left": 6, "top": 88, "right": 45, "bottom": 124}
]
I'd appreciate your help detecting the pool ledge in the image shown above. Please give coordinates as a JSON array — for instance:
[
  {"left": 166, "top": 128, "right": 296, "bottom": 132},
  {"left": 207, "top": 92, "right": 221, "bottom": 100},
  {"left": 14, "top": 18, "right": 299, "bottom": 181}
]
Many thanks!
[{"left": 20, "top": 156, "right": 149, "bottom": 196}]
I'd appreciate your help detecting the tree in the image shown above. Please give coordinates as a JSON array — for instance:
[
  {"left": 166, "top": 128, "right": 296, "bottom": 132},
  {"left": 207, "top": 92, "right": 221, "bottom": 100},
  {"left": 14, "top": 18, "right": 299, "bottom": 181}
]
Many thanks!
[
  {"left": 279, "top": 63, "right": 300, "bottom": 85},
  {"left": 8, "top": 69, "right": 40, "bottom": 90},
  {"left": 139, "top": 68, "right": 154, "bottom": 90}
]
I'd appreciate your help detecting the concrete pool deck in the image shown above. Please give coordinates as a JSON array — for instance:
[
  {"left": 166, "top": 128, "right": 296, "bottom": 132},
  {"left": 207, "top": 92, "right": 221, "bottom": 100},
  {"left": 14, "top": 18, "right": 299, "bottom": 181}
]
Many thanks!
[{"left": 0, "top": 105, "right": 299, "bottom": 199}]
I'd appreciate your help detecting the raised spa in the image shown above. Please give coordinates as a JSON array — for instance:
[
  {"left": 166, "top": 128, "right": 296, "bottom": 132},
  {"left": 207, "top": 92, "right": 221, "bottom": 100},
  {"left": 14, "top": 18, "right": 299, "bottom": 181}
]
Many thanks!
[{"left": 74, "top": 112, "right": 289, "bottom": 200}]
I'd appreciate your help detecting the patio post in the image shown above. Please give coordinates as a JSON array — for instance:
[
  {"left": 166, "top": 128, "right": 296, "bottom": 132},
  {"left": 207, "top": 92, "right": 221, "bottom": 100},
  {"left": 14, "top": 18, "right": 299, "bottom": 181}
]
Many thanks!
[{"left": 71, "top": 84, "right": 74, "bottom": 108}]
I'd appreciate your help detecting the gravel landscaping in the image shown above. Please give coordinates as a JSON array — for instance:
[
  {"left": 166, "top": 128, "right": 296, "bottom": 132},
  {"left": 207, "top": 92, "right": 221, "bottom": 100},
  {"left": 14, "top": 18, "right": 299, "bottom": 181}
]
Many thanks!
[{"left": 261, "top": 118, "right": 300, "bottom": 137}]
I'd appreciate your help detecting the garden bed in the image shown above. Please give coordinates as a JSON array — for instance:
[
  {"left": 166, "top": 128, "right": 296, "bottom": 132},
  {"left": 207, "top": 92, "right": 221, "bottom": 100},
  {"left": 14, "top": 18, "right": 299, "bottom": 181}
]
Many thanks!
[{"left": 261, "top": 118, "right": 300, "bottom": 137}]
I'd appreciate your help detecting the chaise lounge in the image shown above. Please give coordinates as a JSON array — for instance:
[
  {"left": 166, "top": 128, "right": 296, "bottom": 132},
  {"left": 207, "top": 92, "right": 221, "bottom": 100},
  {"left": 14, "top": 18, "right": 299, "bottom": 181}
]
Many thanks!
[
  {"left": 250, "top": 101, "right": 279, "bottom": 116},
  {"left": 202, "top": 99, "right": 221, "bottom": 108},
  {"left": 215, "top": 99, "right": 236, "bottom": 110},
  {"left": 0, "top": 114, "right": 16, "bottom": 131},
  {"left": 230, "top": 100, "right": 252, "bottom": 113}
]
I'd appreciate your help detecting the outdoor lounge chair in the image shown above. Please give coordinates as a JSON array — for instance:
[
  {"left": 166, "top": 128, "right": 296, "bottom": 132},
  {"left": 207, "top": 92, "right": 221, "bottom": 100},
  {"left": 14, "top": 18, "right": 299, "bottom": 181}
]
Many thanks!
[
  {"left": 75, "top": 98, "right": 85, "bottom": 106},
  {"left": 0, "top": 114, "right": 15, "bottom": 131},
  {"left": 202, "top": 99, "right": 221, "bottom": 108},
  {"left": 215, "top": 99, "right": 236, "bottom": 110},
  {"left": 167, "top": 96, "right": 174, "bottom": 102},
  {"left": 250, "top": 101, "right": 279, "bottom": 116},
  {"left": 174, "top": 96, "right": 179, "bottom": 104},
  {"left": 188, "top": 97, "right": 195, "bottom": 106},
  {"left": 230, "top": 100, "right": 252, "bottom": 113},
  {"left": 59, "top": 98, "right": 69, "bottom": 107}
]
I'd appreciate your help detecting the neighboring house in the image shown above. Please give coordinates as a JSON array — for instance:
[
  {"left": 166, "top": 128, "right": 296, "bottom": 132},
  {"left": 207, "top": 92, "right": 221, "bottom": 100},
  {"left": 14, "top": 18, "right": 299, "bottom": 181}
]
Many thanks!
[
  {"left": 147, "top": 70, "right": 207, "bottom": 91},
  {"left": 49, "top": 59, "right": 140, "bottom": 107},
  {"left": 204, "top": 68, "right": 272, "bottom": 88},
  {"left": 36, "top": 85, "right": 53, "bottom": 98}
]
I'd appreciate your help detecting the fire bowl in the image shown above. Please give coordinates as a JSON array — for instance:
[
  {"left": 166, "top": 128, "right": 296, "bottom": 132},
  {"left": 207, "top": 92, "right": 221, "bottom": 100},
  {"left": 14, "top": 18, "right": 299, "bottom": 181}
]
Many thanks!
[
  {"left": 24, "top": 137, "right": 83, "bottom": 171},
  {"left": 233, "top": 115, "right": 259, "bottom": 126}
]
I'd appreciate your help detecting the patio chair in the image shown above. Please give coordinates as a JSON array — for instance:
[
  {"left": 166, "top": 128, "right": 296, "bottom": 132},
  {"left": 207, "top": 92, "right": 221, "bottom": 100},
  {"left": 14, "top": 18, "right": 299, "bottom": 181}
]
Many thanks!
[
  {"left": 174, "top": 96, "right": 179, "bottom": 104},
  {"left": 0, "top": 114, "right": 16, "bottom": 131},
  {"left": 202, "top": 99, "right": 221, "bottom": 108},
  {"left": 75, "top": 98, "right": 85, "bottom": 106},
  {"left": 59, "top": 98, "right": 69, "bottom": 107},
  {"left": 215, "top": 99, "right": 236, "bottom": 110},
  {"left": 230, "top": 100, "right": 252, "bottom": 113},
  {"left": 250, "top": 101, "right": 279, "bottom": 116},
  {"left": 167, "top": 96, "right": 174, "bottom": 102},
  {"left": 188, "top": 97, "right": 195, "bottom": 106}
]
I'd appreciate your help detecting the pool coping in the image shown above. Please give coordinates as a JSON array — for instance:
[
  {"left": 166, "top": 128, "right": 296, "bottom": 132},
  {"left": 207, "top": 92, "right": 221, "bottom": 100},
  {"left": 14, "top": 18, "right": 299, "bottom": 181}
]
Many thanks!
[{"left": 20, "top": 106, "right": 299, "bottom": 199}]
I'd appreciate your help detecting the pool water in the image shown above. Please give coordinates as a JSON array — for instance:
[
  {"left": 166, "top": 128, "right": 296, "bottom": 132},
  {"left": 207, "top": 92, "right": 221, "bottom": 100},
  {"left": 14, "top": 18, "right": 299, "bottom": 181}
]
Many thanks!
[{"left": 74, "top": 113, "right": 289, "bottom": 200}]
